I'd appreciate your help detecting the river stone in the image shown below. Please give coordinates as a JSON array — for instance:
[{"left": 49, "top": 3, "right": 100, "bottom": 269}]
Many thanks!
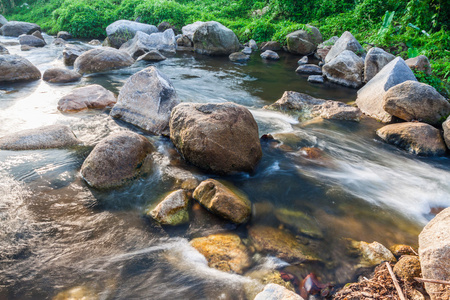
[
  {"left": 136, "top": 50, "right": 166, "bottom": 62},
  {"left": 170, "top": 102, "right": 262, "bottom": 174},
  {"left": 0, "top": 125, "right": 80, "bottom": 150},
  {"left": 110, "top": 66, "right": 179, "bottom": 135},
  {"left": 0, "top": 15, "right": 7, "bottom": 28},
  {"left": 192, "top": 21, "right": 240, "bottom": 56},
  {"left": 19, "top": 35, "right": 46, "bottom": 48},
  {"left": 63, "top": 44, "right": 90, "bottom": 66},
  {"left": 264, "top": 91, "right": 362, "bottom": 122},
  {"left": 325, "top": 31, "right": 364, "bottom": 63},
  {"left": 88, "top": 39, "right": 102, "bottom": 46},
  {"left": 442, "top": 117, "right": 450, "bottom": 149},
  {"left": 0, "top": 44, "right": 9, "bottom": 54},
  {"left": 393, "top": 255, "right": 421, "bottom": 282},
  {"left": 229, "top": 52, "right": 250, "bottom": 62},
  {"left": 348, "top": 240, "right": 396, "bottom": 268},
  {"left": 148, "top": 189, "right": 190, "bottom": 225},
  {"left": 286, "top": 25, "right": 323, "bottom": 55},
  {"left": 254, "top": 284, "right": 304, "bottom": 300},
  {"left": 0, "top": 21, "right": 40, "bottom": 37},
  {"left": 274, "top": 208, "right": 323, "bottom": 239},
  {"left": 242, "top": 46, "right": 252, "bottom": 55},
  {"left": 383, "top": 80, "right": 450, "bottom": 125},
  {"left": 364, "top": 47, "right": 395, "bottom": 82},
  {"left": 315, "top": 36, "right": 339, "bottom": 61},
  {"left": 418, "top": 207, "right": 450, "bottom": 300},
  {"left": 52, "top": 38, "right": 66, "bottom": 46},
  {"left": 249, "top": 39, "right": 258, "bottom": 50},
  {"left": 308, "top": 75, "right": 324, "bottom": 83},
  {"left": 119, "top": 29, "right": 177, "bottom": 59},
  {"left": 0, "top": 55, "right": 41, "bottom": 83},
  {"left": 295, "top": 64, "right": 322, "bottom": 75},
  {"left": 390, "top": 244, "right": 417, "bottom": 257},
  {"left": 106, "top": 20, "right": 158, "bottom": 48},
  {"left": 31, "top": 30, "right": 44, "bottom": 41},
  {"left": 260, "top": 41, "right": 282, "bottom": 51},
  {"left": 356, "top": 57, "right": 417, "bottom": 123},
  {"left": 21, "top": 45, "right": 34, "bottom": 51},
  {"left": 176, "top": 35, "right": 192, "bottom": 47},
  {"left": 193, "top": 179, "right": 251, "bottom": 224},
  {"left": 80, "top": 131, "right": 155, "bottom": 189},
  {"left": 74, "top": 48, "right": 134, "bottom": 74},
  {"left": 261, "top": 50, "right": 279, "bottom": 60},
  {"left": 57, "top": 31, "right": 72, "bottom": 40},
  {"left": 406, "top": 55, "right": 432, "bottom": 75},
  {"left": 298, "top": 56, "right": 308, "bottom": 65},
  {"left": 323, "top": 50, "right": 364, "bottom": 88},
  {"left": 57, "top": 84, "right": 116, "bottom": 113},
  {"left": 43, "top": 67, "right": 81, "bottom": 83},
  {"left": 182, "top": 21, "right": 205, "bottom": 41},
  {"left": 190, "top": 233, "right": 251, "bottom": 274},
  {"left": 376, "top": 122, "right": 447, "bottom": 156}
]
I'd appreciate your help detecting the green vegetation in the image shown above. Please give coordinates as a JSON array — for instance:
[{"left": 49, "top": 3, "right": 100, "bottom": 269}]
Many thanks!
[{"left": 2, "top": 0, "right": 449, "bottom": 88}]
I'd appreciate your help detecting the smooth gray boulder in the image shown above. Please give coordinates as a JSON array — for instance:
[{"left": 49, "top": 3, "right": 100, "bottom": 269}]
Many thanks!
[
  {"left": 57, "top": 31, "right": 72, "bottom": 40},
  {"left": 74, "top": 48, "right": 134, "bottom": 74},
  {"left": 406, "top": 55, "right": 432, "bottom": 75},
  {"left": 364, "top": 47, "right": 395, "bottom": 82},
  {"left": 254, "top": 284, "right": 304, "bottom": 300},
  {"left": 136, "top": 50, "right": 166, "bottom": 62},
  {"left": 0, "top": 55, "right": 41, "bottom": 83},
  {"left": 106, "top": 20, "right": 158, "bottom": 48},
  {"left": 119, "top": 29, "right": 176, "bottom": 59},
  {"left": 286, "top": 25, "right": 323, "bottom": 55},
  {"left": 19, "top": 35, "right": 46, "bottom": 47},
  {"left": 356, "top": 57, "right": 417, "bottom": 123},
  {"left": 229, "top": 52, "right": 250, "bottom": 62},
  {"left": 0, "top": 15, "right": 7, "bottom": 28},
  {"left": 323, "top": 50, "right": 364, "bottom": 88},
  {"left": 182, "top": 21, "right": 205, "bottom": 41},
  {"left": 0, "top": 21, "right": 40, "bottom": 37},
  {"left": 261, "top": 50, "right": 279, "bottom": 60},
  {"left": 0, "top": 125, "right": 81, "bottom": 150},
  {"left": 325, "top": 31, "right": 364, "bottom": 63},
  {"left": 383, "top": 80, "right": 450, "bottom": 125},
  {"left": 192, "top": 21, "right": 240, "bottom": 56},
  {"left": 57, "top": 84, "right": 116, "bottom": 113},
  {"left": 43, "top": 67, "right": 81, "bottom": 83},
  {"left": 62, "top": 44, "right": 90, "bottom": 66},
  {"left": 110, "top": 66, "right": 179, "bottom": 135},
  {"left": 295, "top": 64, "right": 322, "bottom": 75}
]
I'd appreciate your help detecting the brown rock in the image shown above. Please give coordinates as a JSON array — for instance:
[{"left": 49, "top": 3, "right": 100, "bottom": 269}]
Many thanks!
[
  {"left": 348, "top": 240, "right": 397, "bottom": 268},
  {"left": 406, "top": 55, "right": 432, "bottom": 75},
  {"left": 260, "top": 41, "right": 281, "bottom": 51},
  {"left": 43, "top": 67, "right": 81, "bottom": 83},
  {"left": 57, "top": 84, "right": 116, "bottom": 113},
  {"left": 286, "top": 25, "right": 323, "bottom": 55},
  {"left": 254, "top": 284, "right": 304, "bottom": 300},
  {"left": 390, "top": 244, "right": 417, "bottom": 257},
  {"left": 31, "top": 30, "right": 44, "bottom": 41},
  {"left": 63, "top": 44, "right": 89, "bottom": 66},
  {"left": 74, "top": 48, "right": 134, "bottom": 74},
  {"left": 393, "top": 255, "right": 421, "bottom": 282},
  {"left": 147, "top": 189, "right": 190, "bottom": 225},
  {"left": 0, "top": 54, "right": 41, "bottom": 83}
]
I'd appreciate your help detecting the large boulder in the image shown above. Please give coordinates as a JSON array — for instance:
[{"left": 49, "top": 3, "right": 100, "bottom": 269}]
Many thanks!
[
  {"left": 383, "top": 80, "right": 450, "bottom": 125},
  {"left": 0, "top": 55, "right": 41, "bottom": 83},
  {"left": 406, "top": 55, "right": 432, "bottom": 75},
  {"left": 419, "top": 208, "right": 450, "bottom": 300},
  {"left": 376, "top": 122, "right": 447, "bottom": 156},
  {"left": 119, "top": 29, "right": 177, "bottom": 59},
  {"left": 110, "top": 66, "right": 179, "bottom": 135},
  {"left": 62, "top": 44, "right": 91, "bottom": 66},
  {"left": 74, "top": 48, "right": 134, "bottom": 74},
  {"left": 323, "top": 50, "right": 364, "bottom": 88},
  {"left": 105, "top": 20, "right": 158, "bottom": 48},
  {"left": 57, "top": 84, "right": 116, "bottom": 113},
  {"left": 80, "top": 131, "right": 155, "bottom": 189},
  {"left": 325, "top": 31, "right": 364, "bottom": 63},
  {"left": 169, "top": 102, "right": 262, "bottom": 174},
  {"left": 264, "top": 91, "right": 362, "bottom": 122},
  {"left": 192, "top": 21, "right": 240, "bottom": 56},
  {"left": 43, "top": 67, "right": 81, "bottom": 83},
  {"left": 181, "top": 21, "right": 205, "bottom": 41},
  {"left": 0, "top": 125, "right": 81, "bottom": 150},
  {"left": 355, "top": 57, "right": 417, "bottom": 123},
  {"left": 193, "top": 179, "right": 251, "bottom": 224},
  {"left": 286, "top": 25, "right": 323, "bottom": 55},
  {"left": 0, "top": 21, "right": 40, "bottom": 37},
  {"left": 147, "top": 189, "right": 190, "bottom": 226},
  {"left": 364, "top": 47, "right": 395, "bottom": 82},
  {"left": 0, "top": 15, "right": 7, "bottom": 28},
  {"left": 254, "top": 284, "right": 304, "bottom": 300}
]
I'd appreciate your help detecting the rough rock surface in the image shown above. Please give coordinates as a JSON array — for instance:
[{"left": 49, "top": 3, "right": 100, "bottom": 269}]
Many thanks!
[
  {"left": 0, "top": 21, "right": 40, "bottom": 37},
  {"left": 442, "top": 117, "right": 450, "bottom": 149},
  {"left": 0, "top": 54, "right": 41, "bottom": 83},
  {"left": 364, "top": 47, "right": 395, "bottom": 82},
  {"left": 254, "top": 284, "right": 304, "bottom": 300},
  {"left": 406, "top": 55, "right": 432, "bottom": 75},
  {"left": 106, "top": 20, "right": 158, "bottom": 48},
  {"left": 119, "top": 29, "right": 177, "bottom": 59},
  {"left": 148, "top": 189, "right": 190, "bottom": 225},
  {"left": 62, "top": 44, "right": 90, "bottom": 66},
  {"left": 349, "top": 240, "right": 397, "bottom": 268},
  {"left": 57, "top": 31, "right": 72, "bottom": 40},
  {"left": 19, "top": 35, "right": 46, "bottom": 48},
  {"left": 136, "top": 50, "right": 166, "bottom": 61},
  {"left": 323, "top": 50, "right": 364, "bottom": 88},
  {"left": 286, "top": 25, "right": 323, "bottom": 55},
  {"left": 74, "top": 48, "right": 134, "bottom": 74},
  {"left": 110, "top": 66, "right": 179, "bottom": 135},
  {"left": 274, "top": 208, "right": 323, "bottom": 239},
  {"left": 193, "top": 179, "right": 251, "bottom": 224},
  {"left": 383, "top": 80, "right": 450, "bottom": 125},
  {"left": 42, "top": 67, "right": 81, "bottom": 83},
  {"left": 229, "top": 52, "right": 250, "bottom": 62},
  {"left": 325, "top": 31, "right": 364, "bottom": 63},
  {"left": 0, "top": 125, "right": 80, "bottom": 150},
  {"left": 261, "top": 50, "right": 279, "bottom": 60},
  {"left": 393, "top": 255, "right": 421, "bottom": 282},
  {"left": 57, "top": 84, "right": 116, "bottom": 113},
  {"left": 296, "top": 64, "right": 322, "bottom": 75},
  {"left": 356, "top": 57, "right": 417, "bottom": 123},
  {"left": 315, "top": 36, "right": 339, "bottom": 61},
  {"left": 376, "top": 122, "right": 447, "bottom": 156},
  {"left": 192, "top": 21, "right": 240, "bottom": 56},
  {"left": 170, "top": 102, "right": 262, "bottom": 174},
  {"left": 80, "top": 131, "right": 154, "bottom": 189}
]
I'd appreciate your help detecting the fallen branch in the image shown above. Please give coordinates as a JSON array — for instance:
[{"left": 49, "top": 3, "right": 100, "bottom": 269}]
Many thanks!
[
  {"left": 414, "top": 278, "right": 450, "bottom": 286},
  {"left": 409, "top": 246, "right": 418, "bottom": 256},
  {"left": 385, "top": 262, "right": 406, "bottom": 300}
]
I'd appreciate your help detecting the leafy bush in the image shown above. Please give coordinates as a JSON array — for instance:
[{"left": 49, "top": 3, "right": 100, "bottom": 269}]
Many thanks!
[{"left": 134, "top": 0, "right": 194, "bottom": 29}]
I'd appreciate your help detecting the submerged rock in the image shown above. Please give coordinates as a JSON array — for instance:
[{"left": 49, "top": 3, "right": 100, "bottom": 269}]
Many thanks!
[
  {"left": 286, "top": 25, "right": 323, "bottom": 55},
  {"left": 0, "top": 21, "right": 40, "bottom": 37},
  {"left": 53, "top": 286, "right": 98, "bottom": 300},
  {"left": 229, "top": 52, "right": 250, "bottom": 62},
  {"left": 0, "top": 44, "right": 9, "bottom": 54},
  {"left": 74, "top": 48, "right": 134, "bottom": 74},
  {"left": 261, "top": 50, "right": 280, "bottom": 60},
  {"left": 192, "top": 21, "right": 240, "bottom": 56},
  {"left": 106, "top": 19, "right": 158, "bottom": 48},
  {"left": 43, "top": 67, "right": 81, "bottom": 83},
  {"left": 295, "top": 64, "right": 322, "bottom": 75},
  {"left": 348, "top": 240, "right": 396, "bottom": 268},
  {"left": 323, "top": 50, "right": 364, "bottom": 88},
  {"left": 393, "top": 255, "right": 421, "bottom": 282},
  {"left": 275, "top": 208, "right": 323, "bottom": 239},
  {"left": 80, "top": 131, "right": 155, "bottom": 189},
  {"left": 136, "top": 50, "right": 166, "bottom": 61},
  {"left": 364, "top": 47, "right": 395, "bottom": 82},
  {"left": 57, "top": 84, "right": 116, "bottom": 113},
  {"left": 325, "top": 31, "right": 364, "bottom": 63},
  {"left": 0, "top": 125, "right": 81, "bottom": 150},
  {"left": 0, "top": 55, "right": 41, "bottom": 83},
  {"left": 406, "top": 55, "right": 432, "bottom": 75},
  {"left": 254, "top": 283, "right": 304, "bottom": 300},
  {"left": 147, "top": 189, "right": 190, "bottom": 226},
  {"left": 119, "top": 29, "right": 177, "bottom": 59}
]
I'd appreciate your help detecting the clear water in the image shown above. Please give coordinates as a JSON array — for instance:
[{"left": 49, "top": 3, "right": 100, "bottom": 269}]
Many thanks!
[{"left": 1, "top": 34, "right": 449, "bottom": 299}]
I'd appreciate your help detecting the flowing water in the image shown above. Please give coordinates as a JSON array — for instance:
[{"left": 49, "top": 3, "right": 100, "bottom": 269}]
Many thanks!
[{"left": 1, "top": 34, "right": 449, "bottom": 299}]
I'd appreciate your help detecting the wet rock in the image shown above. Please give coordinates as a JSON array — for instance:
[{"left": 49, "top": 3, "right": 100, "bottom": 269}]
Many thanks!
[
  {"left": 43, "top": 67, "right": 81, "bottom": 83},
  {"left": 274, "top": 208, "right": 323, "bottom": 239},
  {"left": 264, "top": 91, "right": 362, "bottom": 122},
  {"left": 170, "top": 102, "right": 262, "bottom": 174},
  {"left": 0, "top": 15, "right": 7, "bottom": 28},
  {"left": 356, "top": 57, "right": 417, "bottom": 123},
  {"left": 0, "top": 54, "right": 41, "bottom": 83},
  {"left": 20, "top": 45, "right": 34, "bottom": 51},
  {"left": 0, "top": 125, "right": 81, "bottom": 150},
  {"left": 286, "top": 25, "right": 323, "bottom": 55},
  {"left": 242, "top": 46, "right": 252, "bottom": 55},
  {"left": 52, "top": 38, "right": 65, "bottom": 46},
  {"left": 323, "top": 50, "right": 364, "bottom": 88},
  {"left": 53, "top": 286, "right": 98, "bottom": 300},
  {"left": 88, "top": 39, "right": 101, "bottom": 46},
  {"left": 383, "top": 80, "right": 450, "bottom": 125},
  {"left": 106, "top": 19, "right": 158, "bottom": 48},
  {"left": 393, "top": 255, "right": 421, "bottom": 282},
  {"left": 298, "top": 56, "right": 308, "bottom": 65},
  {"left": 406, "top": 55, "right": 432, "bottom": 75},
  {"left": 31, "top": 30, "right": 44, "bottom": 41},
  {"left": 80, "top": 131, "right": 154, "bottom": 189},
  {"left": 57, "top": 84, "right": 116, "bottom": 113},
  {"left": 74, "top": 48, "right": 134, "bottom": 74},
  {"left": 261, "top": 50, "right": 279, "bottom": 60},
  {"left": 325, "top": 31, "right": 364, "bottom": 63},
  {"left": 19, "top": 35, "right": 46, "bottom": 48},
  {"left": 136, "top": 49, "right": 167, "bottom": 62},
  {"left": 0, "top": 44, "right": 9, "bottom": 54},
  {"left": 119, "top": 29, "right": 177, "bottom": 59},
  {"left": 376, "top": 122, "right": 447, "bottom": 156},
  {"left": 295, "top": 64, "right": 322, "bottom": 75},
  {"left": 229, "top": 52, "right": 250, "bottom": 62},
  {"left": 348, "top": 240, "right": 396, "bottom": 268},
  {"left": 193, "top": 21, "right": 240, "bottom": 56},
  {"left": 193, "top": 179, "right": 251, "bottom": 224},
  {"left": 390, "top": 244, "right": 417, "bottom": 257},
  {"left": 249, "top": 39, "right": 258, "bottom": 50},
  {"left": 182, "top": 21, "right": 205, "bottom": 41},
  {"left": 56, "top": 31, "right": 72, "bottom": 40},
  {"left": 364, "top": 47, "right": 395, "bottom": 82},
  {"left": 254, "top": 283, "right": 304, "bottom": 300},
  {"left": 190, "top": 233, "right": 251, "bottom": 274},
  {"left": 418, "top": 207, "right": 450, "bottom": 300},
  {"left": 147, "top": 189, "right": 190, "bottom": 225},
  {"left": 260, "top": 41, "right": 281, "bottom": 51},
  {"left": 246, "top": 270, "right": 295, "bottom": 293},
  {"left": 0, "top": 21, "right": 40, "bottom": 37},
  {"left": 62, "top": 44, "right": 90, "bottom": 66},
  {"left": 308, "top": 75, "right": 324, "bottom": 83},
  {"left": 110, "top": 66, "right": 179, "bottom": 135}
]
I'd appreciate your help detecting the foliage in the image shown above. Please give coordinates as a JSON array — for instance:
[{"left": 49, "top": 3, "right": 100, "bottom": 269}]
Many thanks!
[{"left": 414, "top": 70, "right": 450, "bottom": 98}]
